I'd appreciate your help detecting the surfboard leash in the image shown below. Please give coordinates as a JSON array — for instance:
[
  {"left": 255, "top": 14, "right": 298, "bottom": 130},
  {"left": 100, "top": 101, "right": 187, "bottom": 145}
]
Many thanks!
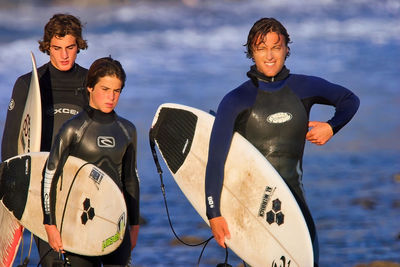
[{"left": 150, "top": 129, "right": 234, "bottom": 267}]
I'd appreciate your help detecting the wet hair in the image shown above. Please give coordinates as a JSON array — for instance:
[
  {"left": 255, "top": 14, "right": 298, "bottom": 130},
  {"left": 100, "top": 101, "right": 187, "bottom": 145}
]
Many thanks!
[
  {"left": 244, "top": 17, "right": 291, "bottom": 59},
  {"left": 38, "top": 13, "right": 88, "bottom": 55},
  {"left": 86, "top": 57, "right": 126, "bottom": 90}
]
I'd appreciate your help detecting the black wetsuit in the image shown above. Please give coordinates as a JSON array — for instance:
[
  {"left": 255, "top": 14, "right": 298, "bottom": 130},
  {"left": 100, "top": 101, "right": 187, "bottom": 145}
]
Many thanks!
[
  {"left": 205, "top": 66, "right": 360, "bottom": 266},
  {"left": 42, "top": 106, "right": 140, "bottom": 266},
  {"left": 2, "top": 62, "right": 88, "bottom": 160},
  {"left": 1, "top": 62, "right": 88, "bottom": 266}
]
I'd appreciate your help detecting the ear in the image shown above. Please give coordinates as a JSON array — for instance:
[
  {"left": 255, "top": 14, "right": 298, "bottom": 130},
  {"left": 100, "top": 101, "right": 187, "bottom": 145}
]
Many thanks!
[{"left": 87, "top": 87, "right": 93, "bottom": 93}]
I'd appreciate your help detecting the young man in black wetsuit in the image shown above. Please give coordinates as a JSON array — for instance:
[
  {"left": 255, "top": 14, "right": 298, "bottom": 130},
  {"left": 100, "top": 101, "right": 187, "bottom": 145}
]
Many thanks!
[
  {"left": 1, "top": 13, "right": 89, "bottom": 266},
  {"left": 204, "top": 18, "right": 360, "bottom": 267},
  {"left": 42, "top": 57, "right": 140, "bottom": 267}
]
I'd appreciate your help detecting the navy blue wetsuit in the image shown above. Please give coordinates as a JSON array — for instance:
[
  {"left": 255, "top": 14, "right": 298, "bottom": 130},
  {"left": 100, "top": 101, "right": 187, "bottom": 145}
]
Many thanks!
[
  {"left": 205, "top": 66, "right": 359, "bottom": 265},
  {"left": 42, "top": 106, "right": 140, "bottom": 266}
]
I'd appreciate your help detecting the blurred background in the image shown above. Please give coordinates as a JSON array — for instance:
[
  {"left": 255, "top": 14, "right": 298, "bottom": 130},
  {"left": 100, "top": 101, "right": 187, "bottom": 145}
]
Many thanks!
[{"left": 0, "top": 0, "right": 399, "bottom": 266}]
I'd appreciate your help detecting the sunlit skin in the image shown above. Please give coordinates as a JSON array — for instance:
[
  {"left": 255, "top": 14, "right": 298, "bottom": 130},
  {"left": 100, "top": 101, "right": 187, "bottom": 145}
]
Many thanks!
[
  {"left": 252, "top": 31, "right": 288, "bottom": 78},
  {"left": 209, "top": 32, "right": 334, "bottom": 250},
  {"left": 88, "top": 75, "right": 122, "bottom": 113},
  {"left": 49, "top": 34, "right": 78, "bottom": 71}
]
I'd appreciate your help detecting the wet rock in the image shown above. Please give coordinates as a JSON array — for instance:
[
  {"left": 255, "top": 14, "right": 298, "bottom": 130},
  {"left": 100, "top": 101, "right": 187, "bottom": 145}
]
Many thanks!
[
  {"left": 351, "top": 197, "right": 377, "bottom": 210},
  {"left": 169, "top": 235, "right": 205, "bottom": 246},
  {"left": 354, "top": 261, "right": 400, "bottom": 267}
]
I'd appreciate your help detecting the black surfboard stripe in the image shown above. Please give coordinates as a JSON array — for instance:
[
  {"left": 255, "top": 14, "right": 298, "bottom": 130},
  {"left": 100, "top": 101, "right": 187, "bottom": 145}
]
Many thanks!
[
  {"left": 152, "top": 107, "right": 197, "bottom": 174},
  {"left": 0, "top": 155, "right": 30, "bottom": 220}
]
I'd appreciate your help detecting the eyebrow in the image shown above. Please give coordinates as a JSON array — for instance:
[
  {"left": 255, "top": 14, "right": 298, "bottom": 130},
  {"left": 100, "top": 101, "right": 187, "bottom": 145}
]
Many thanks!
[{"left": 50, "top": 44, "right": 77, "bottom": 49}]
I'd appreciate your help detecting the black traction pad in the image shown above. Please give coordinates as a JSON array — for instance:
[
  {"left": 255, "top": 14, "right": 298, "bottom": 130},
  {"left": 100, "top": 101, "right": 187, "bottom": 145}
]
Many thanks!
[{"left": 152, "top": 107, "right": 197, "bottom": 174}]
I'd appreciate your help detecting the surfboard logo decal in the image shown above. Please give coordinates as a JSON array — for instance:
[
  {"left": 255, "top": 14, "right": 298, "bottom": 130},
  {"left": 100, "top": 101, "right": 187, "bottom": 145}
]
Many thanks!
[
  {"left": 271, "top": 255, "right": 291, "bottom": 267},
  {"left": 266, "top": 199, "right": 285, "bottom": 225},
  {"left": 102, "top": 213, "right": 126, "bottom": 252},
  {"left": 21, "top": 114, "right": 31, "bottom": 152},
  {"left": 8, "top": 98, "right": 15, "bottom": 111},
  {"left": 89, "top": 167, "right": 104, "bottom": 184},
  {"left": 81, "top": 198, "right": 95, "bottom": 225},
  {"left": 258, "top": 186, "right": 275, "bottom": 217},
  {"left": 267, "top": 112, "right": 292, "bottom": 124},
  {"left": 97, "top": 136, "right": 115, "bottom": 148}
]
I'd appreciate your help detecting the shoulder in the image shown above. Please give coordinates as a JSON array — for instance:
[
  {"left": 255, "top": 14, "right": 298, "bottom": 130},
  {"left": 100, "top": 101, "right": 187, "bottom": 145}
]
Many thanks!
[
  {"left": 74, "top": 63, "right": 88, "bottom": 74},
  {"left": 219, "top": 80, "right": 258, "bottom": 110},
  {"left": 14, "top": 63, "right": 48, "bottom": 85},
  {"left": 288, "top": 73, "right": 337, "bottom": 87},
  {"left": 116, "top": 115, "right": 137, "bottom": 135},
  {"left": 63, "top": 111, "right": 90, "bottom": 131},
  {"left": 220, "top": 80, "right": 256, "bottom": 107}
]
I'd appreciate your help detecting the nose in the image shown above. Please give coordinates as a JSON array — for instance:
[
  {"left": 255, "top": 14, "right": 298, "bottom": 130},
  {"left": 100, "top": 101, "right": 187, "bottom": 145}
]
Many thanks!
[
  {"left": 61, "top": 48, "right": 69, "bottom": 59},
  {"left": 266, "top": 49, "right": 273, "bottom": 60},
  {"left": 107, "top": 91, "right": 115, "bottom": 100}
]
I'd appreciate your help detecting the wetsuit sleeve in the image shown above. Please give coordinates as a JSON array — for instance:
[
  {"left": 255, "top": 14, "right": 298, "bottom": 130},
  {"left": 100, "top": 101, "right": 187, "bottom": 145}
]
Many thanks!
[
  {"left": 1, "top": 75, "right": 30, "bottom": 161},
  {"left": 42, "top": 122, "right": 76, "bottom": 225},
  {"left": 290, "top": 75, "right": 360, "bottom": 134},
  {"left": 122, "top": 124, "right": 140, "bottom": 226},
  {"left": 205, "top": 83, "right": 256, "bottom": 219}
]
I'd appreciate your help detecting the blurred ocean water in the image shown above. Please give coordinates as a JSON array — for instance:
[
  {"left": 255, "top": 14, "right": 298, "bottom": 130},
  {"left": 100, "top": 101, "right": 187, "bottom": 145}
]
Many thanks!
[{"left": 0, "top": 0, "right": 399, "bottom": 266}]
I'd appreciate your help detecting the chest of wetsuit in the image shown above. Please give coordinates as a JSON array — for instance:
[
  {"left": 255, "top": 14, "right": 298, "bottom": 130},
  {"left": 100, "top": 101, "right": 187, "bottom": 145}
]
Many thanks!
[
  {"left": 235, "top": 85, "right": 308, "bottom": 201},
  {"left": 43, "top": 107, "right": 140, "bottom": 226},
  {"left": 40, "top": 63, "right": 88, "bottom": 151}
]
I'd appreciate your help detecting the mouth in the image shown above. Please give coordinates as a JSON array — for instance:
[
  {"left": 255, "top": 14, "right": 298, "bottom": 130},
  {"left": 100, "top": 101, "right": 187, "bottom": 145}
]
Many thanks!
[
  {"left": 60, "top": 61, "right": 69, "bottom": 65},
  {"left": 265, "top": 62, "right": 275, "bottom": 66}
]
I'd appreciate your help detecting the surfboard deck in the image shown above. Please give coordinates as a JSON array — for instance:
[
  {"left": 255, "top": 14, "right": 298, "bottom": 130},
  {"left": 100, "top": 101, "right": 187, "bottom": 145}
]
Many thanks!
[
  {"left": 0, "top": 152, "right": 127, "bottom": 256},
  {"left": 150, "top": 103, "right": 314, "bottom": 267},
  {"left": 0, "top": 52, "right": 41, "bottom": 267}
]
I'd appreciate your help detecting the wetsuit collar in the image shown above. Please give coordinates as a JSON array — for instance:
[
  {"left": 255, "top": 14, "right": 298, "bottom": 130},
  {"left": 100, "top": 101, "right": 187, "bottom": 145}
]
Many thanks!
[
  {"left": 48, "top": 62, "right": 77, "bottom": 74},
  {"left": 247, "top": 65, "right": 290, "bottom": 87},
  {"left": 85, "top": 105, "right": 116, "bottom": 123}
]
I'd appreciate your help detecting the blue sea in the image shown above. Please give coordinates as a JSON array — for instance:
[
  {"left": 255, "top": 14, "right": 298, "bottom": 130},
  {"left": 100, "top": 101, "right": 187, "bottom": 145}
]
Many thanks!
[{"left": 0, "top": 1, "right": 399, "bottom": 266}]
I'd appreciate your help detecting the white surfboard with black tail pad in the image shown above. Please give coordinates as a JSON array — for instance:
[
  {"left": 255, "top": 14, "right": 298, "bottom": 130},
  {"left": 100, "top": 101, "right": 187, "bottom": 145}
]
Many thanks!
[{"left": 150, "top": 103, "right": 314, "bottom": 267}]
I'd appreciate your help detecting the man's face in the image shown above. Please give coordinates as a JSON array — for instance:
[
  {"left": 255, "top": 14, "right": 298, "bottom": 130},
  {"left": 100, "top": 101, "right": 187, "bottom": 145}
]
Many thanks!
[
  {"left": 252, "top": 32, "right": 288, "bottom": 77},
  {"left": 49, "top": 34, "right": 78, "bottom": 71}
]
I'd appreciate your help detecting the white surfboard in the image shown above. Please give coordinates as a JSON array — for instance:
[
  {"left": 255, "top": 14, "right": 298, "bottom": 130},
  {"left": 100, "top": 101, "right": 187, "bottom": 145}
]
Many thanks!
[
  {"left": 18, "top": 52, "right": 42, "bottom": 154},
  {"left": 150, "top": 103, "right": 314, "bottom": 267},
  {"left": 0, "top": 52, "right": 41, "bottom": 267},
  {"left": 0, "top": 152, "right": 127, "bottom": 256}
]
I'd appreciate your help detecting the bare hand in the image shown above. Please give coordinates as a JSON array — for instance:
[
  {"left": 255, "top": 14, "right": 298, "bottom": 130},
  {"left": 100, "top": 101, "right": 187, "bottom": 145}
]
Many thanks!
[
  {"left": 130, "top": 225, "right": 140, "bottom": 251},
  {"left": 44, "top": 224, "right": 64, "bottom": 253},
  {"left": 209, "top": 216, "right": 231, "bottom": 248},
  {"left": 306, "top": 121, "right": 333, "bottom": 145}
]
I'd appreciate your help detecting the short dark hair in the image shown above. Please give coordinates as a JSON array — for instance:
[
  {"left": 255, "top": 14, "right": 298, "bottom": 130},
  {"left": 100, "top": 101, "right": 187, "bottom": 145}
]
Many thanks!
[
  {"left": 244, "top": 17, "right": 291, "bottom": 59},
  {"left": 86, "top": 57, "right": 126, "bottom": 90},
  {"left": 38, "top": 13, "right": 88, "bottom": 55}
]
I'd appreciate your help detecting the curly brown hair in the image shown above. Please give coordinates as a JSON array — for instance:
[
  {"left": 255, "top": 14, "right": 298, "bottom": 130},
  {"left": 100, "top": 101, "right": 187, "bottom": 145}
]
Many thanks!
[
  {"left": 244, "top": 18, "right": 291, "bottom": 59},
  {"left": 38, "top": 13, "right": 88, "bottom": 55}
]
